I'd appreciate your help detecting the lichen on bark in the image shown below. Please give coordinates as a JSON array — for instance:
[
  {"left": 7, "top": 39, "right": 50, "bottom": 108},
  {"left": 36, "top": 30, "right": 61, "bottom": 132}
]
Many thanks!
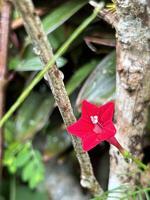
[{"left": 108, "top": 0, "right": 150, "bottom": 196}]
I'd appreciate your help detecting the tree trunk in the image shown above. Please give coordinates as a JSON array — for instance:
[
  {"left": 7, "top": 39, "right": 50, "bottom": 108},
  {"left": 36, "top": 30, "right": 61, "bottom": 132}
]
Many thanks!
[{"left": 108, "top": 0, "right": 150, "bottom": 196}]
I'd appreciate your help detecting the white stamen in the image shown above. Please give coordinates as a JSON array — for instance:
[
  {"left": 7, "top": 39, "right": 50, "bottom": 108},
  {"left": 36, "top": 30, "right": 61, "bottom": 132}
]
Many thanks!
[{"left": 90, "top": 115, "right": 98, "bottom": 124}]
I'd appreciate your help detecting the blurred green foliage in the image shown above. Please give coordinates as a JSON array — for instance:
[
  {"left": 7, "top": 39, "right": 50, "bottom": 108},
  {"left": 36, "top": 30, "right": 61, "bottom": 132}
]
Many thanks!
[
  {"left": 3, "top": 142, "right": 45, "bottom": 189},
  {"left": 42, "top": 0, "right": 88, "bottom": 34},
  {"left": 15, "top": 185, "right": 48, "bottom": 200},
  {"left": 91, "top": 186, "right": 150, "bottom": 200},
  {"left": 76, "top": 51, "right": 116, "bottom": 106}
]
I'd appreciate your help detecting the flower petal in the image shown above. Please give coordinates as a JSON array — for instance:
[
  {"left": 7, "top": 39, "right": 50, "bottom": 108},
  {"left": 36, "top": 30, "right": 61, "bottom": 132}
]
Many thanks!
[
  {"left": 67, "top": 118, "right": 93, "bottom": 138},
  {"left": 81, "top": 100, "right": 99, "bottom": 121},
  {"left": 107, "top": 136, "right": 124, "bottom": 153},
  {"left": 81, "top": 134, "right": 100, "bottom": 151},
  {"left": 96, "top": 121, "right": 116, "bottom": 141},
  {"left": 98, "top": 101, "right": 114, "bottom": 123},
  {"left": 67, "top": 100, "right": 117, "bottom": 152},
  {"left": 103, "top": 120, "right": 116, "bottom": 135}
]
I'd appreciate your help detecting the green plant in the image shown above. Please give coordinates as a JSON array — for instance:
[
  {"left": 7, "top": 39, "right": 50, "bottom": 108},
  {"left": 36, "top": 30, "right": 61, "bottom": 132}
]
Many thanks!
[
  {"left": 4, "top": 142, "right": 45, "bottom": 189},
  {"left": 91, "top": 186, "right": 150, "bottom": 200}
]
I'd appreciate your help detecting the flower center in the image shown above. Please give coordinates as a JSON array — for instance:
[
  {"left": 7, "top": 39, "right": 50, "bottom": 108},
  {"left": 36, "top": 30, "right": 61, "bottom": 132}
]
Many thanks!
[
  {"left": 90, "top": 115, "right": 98, "bottom": 124},
  {"left": 90, "top": 115, "right": 103, "bottom": 134}
]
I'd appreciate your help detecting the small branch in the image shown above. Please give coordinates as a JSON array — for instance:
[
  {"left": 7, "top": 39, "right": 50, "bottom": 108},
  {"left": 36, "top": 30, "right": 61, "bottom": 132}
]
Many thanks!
[
  {"left": 0, "top": 0, "right": 12, "bottom": 169},
  {"left": 11, "top": 8, "right": 47, "bottom": 30},
  {"left": 98, "top": 9, "right": 117, "bottom": 28},
  {"left": 84, "top": 36, "right": 116, "bottom": 48},
  {"left": 89, "top": 1, "right": 117, "bottom": 27},
  {"left": 10, "top": 0, "right": 103, "bottom": 196}
]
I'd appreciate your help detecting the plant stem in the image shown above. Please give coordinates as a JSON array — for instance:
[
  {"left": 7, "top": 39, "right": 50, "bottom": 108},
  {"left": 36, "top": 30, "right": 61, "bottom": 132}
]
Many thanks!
[
  {"left": 0, "top": 0, "right": 12, "bottom": 171},
  {"left": 2, "top": 0, "right": 104, "bottom": 196},
  {"left": 10, "top": 175, "right": 16, "bottom": 200},
  {"left": 122, "top": 150, "right": 148, "bottom": 171}
]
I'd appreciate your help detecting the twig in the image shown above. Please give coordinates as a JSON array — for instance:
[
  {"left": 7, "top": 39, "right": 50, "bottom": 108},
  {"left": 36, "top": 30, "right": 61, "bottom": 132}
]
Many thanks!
[
  {"left": 0, "top": 0, "right": 12, "bottom": 170},
  {"left": 11, "top": 8, "right": 47, "bottom": 30},
  {"left": 98, "top": 9, "right": 117, "bottom": 28},
  {"left": 89, "top": 1, "right": 117, "bottom": 27},
  {"left": 10, "top": 0, "right": 103, "bottom": 196},
  {"left": 84, "top": 36, "right": 116, "bottom": 47}
]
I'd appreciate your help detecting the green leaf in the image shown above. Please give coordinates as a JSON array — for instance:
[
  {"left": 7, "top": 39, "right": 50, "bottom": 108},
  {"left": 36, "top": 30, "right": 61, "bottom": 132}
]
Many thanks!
[
  {"left": 66, "top": 60, "right": 99, "bottom": 95},
  {"left": 76, "top": 51, "right": 116, "bottom": 106},
  {"left": 3, "top": 142, "right": 24, "bottom": 173},
  {"left": 16, "top": 186, "right": 48, "bottom": 200},
  {"left": 4, "top": 141, "right": 45, "bottom": 188},
  {"left": 22, "top": 161, "right": 35, "bottom": 182},
  {"left": 9, "top": 56, "right": 67, "bottom": 71},
  {"left": 56, "top": 57, "right": 67, "bottom": 68},
  {"left": 90, "top": 186, "right": 150, "bottom": 200},
  {"left": 0, "top": 196, "right": 5, "bottom": 200},
  {"left": 144, "top": 191, "right": 150, "bottom": 200},
  {"left": 43, "top": 0, "right": 88, "bottom": 34},
  {"left": 48, "top": 26, "right": 66, "bottom": 50},
  {"left": 4, "top": 118, "right": 15, "bottom": 144},
  {"left": 138, "top": 193, "right": 144, "bottom": 200},
  {"left": 22, "top": 150, "right": 45, "bottom": 189},
  {"left": 29, "top": 169, "right": 44, "bottom": 189},
  {"left": 15, "top": 92, "right": 54, "bottom": 140},
  {"left": 3, "top": 142, "right": 23, "bottom": 165},
  {"left": 14, "top": 143, "right": 31, "bottom": 168}
]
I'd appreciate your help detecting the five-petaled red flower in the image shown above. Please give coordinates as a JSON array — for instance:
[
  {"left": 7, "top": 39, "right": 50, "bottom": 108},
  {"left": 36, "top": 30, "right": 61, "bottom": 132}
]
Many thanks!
[{"left": 67, "top": 100, "right": 122, "bottom": 152}]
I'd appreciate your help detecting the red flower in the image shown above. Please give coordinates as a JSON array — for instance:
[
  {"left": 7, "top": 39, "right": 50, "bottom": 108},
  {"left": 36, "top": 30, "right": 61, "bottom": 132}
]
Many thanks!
[{"left": 67, "top": 100, "right": 123, "bottom": 152}]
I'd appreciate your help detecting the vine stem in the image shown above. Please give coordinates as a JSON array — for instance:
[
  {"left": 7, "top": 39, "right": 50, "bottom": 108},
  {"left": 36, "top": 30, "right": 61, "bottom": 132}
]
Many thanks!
[
  {"left": 107, "top": 136, "right": 148, "bottom": 171},
  {"left": 0, "top": 0, "right": 104, "bottom": 196},
  {"left": 122, "top": 150, "right": 148, "bottom": 171},
  {"left": 10, "top": 175, "right": 16, "bottom": 200},
  {"left": 0, "top": 3, "right": 103, "bottom": 128}
]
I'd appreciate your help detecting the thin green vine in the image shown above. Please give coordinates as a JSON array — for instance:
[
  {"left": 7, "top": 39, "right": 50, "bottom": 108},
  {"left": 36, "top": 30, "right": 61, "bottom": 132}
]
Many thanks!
[
  {"left": 122, "top": 150, "right": 148, "bottom": 171},
  {"left": 0, "top": 2, "right": 104, "bottom": 127}
]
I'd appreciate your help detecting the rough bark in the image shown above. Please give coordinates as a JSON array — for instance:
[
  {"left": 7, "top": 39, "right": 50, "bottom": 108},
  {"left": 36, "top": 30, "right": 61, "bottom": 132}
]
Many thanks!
[
  {"left": 98, "top": 9, "right": 118, "bottom": 27},
  {"left": 108, "top": 0, "right": 150, "bottom": 196},
  {"left": 90, "top": 1, "right": 117, "bottom": 27},
  {"left": 11, "top": 0, "right": 103, "bottom": 196}
]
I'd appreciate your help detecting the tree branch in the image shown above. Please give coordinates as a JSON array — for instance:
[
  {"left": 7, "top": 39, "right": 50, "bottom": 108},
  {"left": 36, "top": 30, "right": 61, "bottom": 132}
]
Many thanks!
[
  {"left": 11, "top": 0, "right": 103, "bottom": 196},
  {"left": 98, "top": 9, "right": 117, "bottom": 28},
  {"left": 0, "top": 0, "right": 12, "bottom": 170},
  {"left": 108, "top": 0, "right": 150, "bottom": 198}
]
